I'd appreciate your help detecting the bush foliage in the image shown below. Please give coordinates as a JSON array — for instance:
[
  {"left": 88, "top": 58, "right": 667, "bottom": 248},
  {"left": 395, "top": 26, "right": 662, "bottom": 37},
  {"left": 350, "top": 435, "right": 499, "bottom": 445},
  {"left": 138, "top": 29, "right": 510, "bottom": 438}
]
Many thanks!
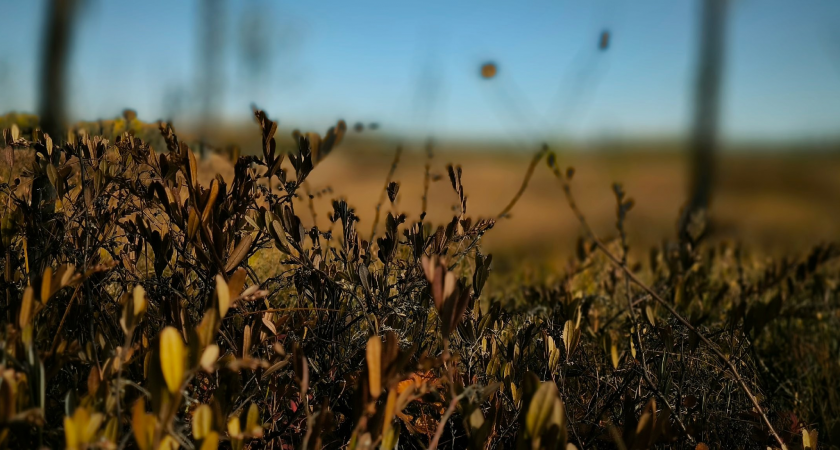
[{"left": 0, "top": 111, "right": 838, "bottom": 449}]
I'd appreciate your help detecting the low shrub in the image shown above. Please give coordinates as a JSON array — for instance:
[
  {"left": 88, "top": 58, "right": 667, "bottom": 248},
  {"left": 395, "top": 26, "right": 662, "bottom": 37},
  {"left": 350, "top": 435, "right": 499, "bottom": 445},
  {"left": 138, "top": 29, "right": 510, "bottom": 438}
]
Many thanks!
[{"left": 0, "top": 110, "right": 837, "bottom": 449}]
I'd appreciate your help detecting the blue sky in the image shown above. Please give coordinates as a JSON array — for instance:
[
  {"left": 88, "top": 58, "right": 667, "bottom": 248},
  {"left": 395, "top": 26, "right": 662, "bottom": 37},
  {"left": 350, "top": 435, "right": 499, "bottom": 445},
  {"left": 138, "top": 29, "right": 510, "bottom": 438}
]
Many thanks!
[{"left": 1, "top": 0, "right": 839, "bottom": 143}]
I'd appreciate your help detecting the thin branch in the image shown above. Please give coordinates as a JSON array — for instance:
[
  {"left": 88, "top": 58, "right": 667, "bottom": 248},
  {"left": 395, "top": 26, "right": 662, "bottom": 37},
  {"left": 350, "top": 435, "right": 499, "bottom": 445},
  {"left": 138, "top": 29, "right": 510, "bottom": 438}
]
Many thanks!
[
  {"left": 497, "top": 144, "right": 547, "bottom": 219},
  {"left": 421, "top": 139, "right": 433, "bottom": 218},
  {"left": 370, "top": 146, "right": 403, "bottom": 242}
]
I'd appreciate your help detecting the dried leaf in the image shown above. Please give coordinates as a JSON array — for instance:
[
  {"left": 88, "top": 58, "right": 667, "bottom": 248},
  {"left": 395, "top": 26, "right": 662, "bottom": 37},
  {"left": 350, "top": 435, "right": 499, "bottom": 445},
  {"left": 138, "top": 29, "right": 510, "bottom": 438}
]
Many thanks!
[
  {"left": 228, "top": 268, "right": 247, "bottom": 299},
  {"left": 261, "top": 316, "right": 277, "bottom": 335},
  {"left": 387, "top": 181, "right": 399, "bottom": 203},
  {"left": 225, "top": 234, "right": 254, "bottom": 273}
]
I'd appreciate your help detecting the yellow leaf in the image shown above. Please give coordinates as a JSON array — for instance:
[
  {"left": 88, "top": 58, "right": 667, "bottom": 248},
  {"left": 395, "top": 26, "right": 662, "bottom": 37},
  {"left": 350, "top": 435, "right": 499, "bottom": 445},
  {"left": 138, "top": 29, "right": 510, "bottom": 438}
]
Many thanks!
[
  {"left": 19, "top": 286, "right": 35, "bottom": 329},
  {"left": 242, "top": 325, "right": 252, "bottom": 357},
  {"left": 227, "top": 416, "right": 241, "bottom": 438},
  {"left": 60, "top": 264, "right": 76, "bottom": 288},
  {"left": 563, "top": 320, "right": 580, "bottom": 358},
  {"left": 644, "top": 304, "right": 656, "bottom": 327},
  {"left": 131, "top": 400, "right": 155, "bottom": 450},
  {"left": 123, "top": 285, "right": 148, "bottom": 333},
  {"left": 382, "top": 388, "right": 397, "bottom": 442},
  {"left": 103, "top": 417, "right": 119, "bottom": 444},
  {"left": 133, "top": 285, "right": 147, "bottom": 316},
  {"left": 200, "top": 345, "right": 219, "bottom": 373},
  {"left": 160, "top": 327, "right": 185, "bottom": 394},
  {"left": 193, "top": 404, "right": 213, "bottom": 439},
  {"left": 82, "top": 412, "right": 104, "bottom": 444},
  {"left": 159, "top": 434, "right": 180, "bottom": 450},
  {"left": 197, "top": 311, "right": 219, "bottom": 348},
  {"left": 188, "top": 147, "right": 198, "bottom": 191},
  {"left": 803, "top": 428, "right": 818, "bottom": 449},
  {"left": 64, "top": 416, "right": 80, "bottom": 450},
  {"left": 469, "top": 409, "right": 485, "bottom": 430},
  {"left": 381, "top": 425, "right": 399, "bottom": 450},
  {"left": 610, "top": 340, "right": 620, "bottom": 369},
  {"left": 635, "top": 399, "right": 656, "bottom": 447},
  {"left": 552, "top": 396, "right": 568, "bottom": 446},
  {"left": 245, "top": 403, "right": 261, "bottom": 436},
  {"left": 366, "top": 335, "right": 382, "bottom": 399},
  {"left": 421, "top": 255, "right": 436, "bottom": 283},
  {"left": 216, "top": 275, "right": 231, "bottom": 318},
  {"left": 202, "top": 179, "right": 220, "bottom": 223},
  {"left": 526, "top": 382, "right": 558, "bottom": 439},
  {"left": 98, "top": 247, "right": 113, "bottom": 266},
  {"left": 200, "top": 432, "right": 220, "bottom": 450},
  {"left": 188, "top": 208, "right": 199, "bottom": 241},
  {"left": 443, "top": 271, "right": 456, "bottom": 300},
  {"left": 41, "top": 267, "right": 52, "bottom": 303}
]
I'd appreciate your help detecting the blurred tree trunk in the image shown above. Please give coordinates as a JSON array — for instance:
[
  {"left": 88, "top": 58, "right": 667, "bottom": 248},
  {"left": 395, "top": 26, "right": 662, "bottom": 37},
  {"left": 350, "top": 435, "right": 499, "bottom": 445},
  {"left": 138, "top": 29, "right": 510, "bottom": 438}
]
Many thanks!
[
  {"left": 197, "top": 0, "right": 225, "bottom": 158},
  {"left": 39, "top": 0, "right": 78, "bottom": 140},
  {"left": 680, "top": 0, "right": 727, "bottom": 240}
]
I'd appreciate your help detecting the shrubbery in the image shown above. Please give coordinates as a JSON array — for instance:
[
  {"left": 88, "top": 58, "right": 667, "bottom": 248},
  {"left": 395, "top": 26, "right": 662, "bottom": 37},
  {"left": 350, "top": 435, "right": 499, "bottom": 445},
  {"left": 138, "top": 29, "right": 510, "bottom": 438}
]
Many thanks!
[{"left": 0, "top": 110, "right": 837, "bottom": 449}]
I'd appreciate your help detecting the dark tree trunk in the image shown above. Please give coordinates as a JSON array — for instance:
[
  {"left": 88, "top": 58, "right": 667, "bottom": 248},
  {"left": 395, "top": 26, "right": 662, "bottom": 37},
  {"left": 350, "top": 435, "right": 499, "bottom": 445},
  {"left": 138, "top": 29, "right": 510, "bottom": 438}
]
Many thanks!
[
  {"left": 680, "top": 0, "right": 727, "bottom": 240},
  {"left": 197, "top": 0, "right": 225, "bottom": 158},
  {"left": 39, "top": 0, "right": 78, "bottom": 140}
]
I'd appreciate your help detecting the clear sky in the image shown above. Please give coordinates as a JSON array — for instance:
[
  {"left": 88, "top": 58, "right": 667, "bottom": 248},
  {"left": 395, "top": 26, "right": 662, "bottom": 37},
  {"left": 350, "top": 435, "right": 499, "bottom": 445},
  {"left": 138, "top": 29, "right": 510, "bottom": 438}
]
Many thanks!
[{"left": 1, "top": 0, "right": 839, "bottom": 143}]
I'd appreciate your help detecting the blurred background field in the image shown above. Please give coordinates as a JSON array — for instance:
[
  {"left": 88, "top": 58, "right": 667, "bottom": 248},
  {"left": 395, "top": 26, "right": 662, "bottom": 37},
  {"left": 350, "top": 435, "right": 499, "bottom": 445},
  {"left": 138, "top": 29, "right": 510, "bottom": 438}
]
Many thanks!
[
  {"left": 3, "top": 110, "right": 840, "bottom": 275},
  {"left": 208, "top": 138, "right": 840, "bottom": 273}
]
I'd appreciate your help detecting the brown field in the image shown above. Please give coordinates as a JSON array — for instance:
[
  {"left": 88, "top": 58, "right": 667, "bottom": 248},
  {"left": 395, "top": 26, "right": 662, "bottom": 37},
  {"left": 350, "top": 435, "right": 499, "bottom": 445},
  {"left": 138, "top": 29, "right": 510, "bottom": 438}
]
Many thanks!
[{"left": 200, "top": 142, "right": 840, "bottom": 272}]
